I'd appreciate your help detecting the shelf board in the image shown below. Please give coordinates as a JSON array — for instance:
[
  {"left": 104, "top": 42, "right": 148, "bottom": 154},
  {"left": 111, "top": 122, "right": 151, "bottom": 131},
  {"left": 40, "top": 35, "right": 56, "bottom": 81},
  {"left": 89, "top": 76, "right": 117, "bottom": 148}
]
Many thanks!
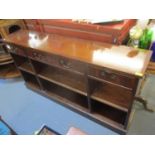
[
  {"left": 91, "top": 96, "right": 128, "bottom": 112},
  {"left": 26, "top": 81, "right": 40, "bottom": 91},
  {"left": 38, "top": 67, "right": 87, "bottom": 96},
  {"left": 91, "top": 84, "right": 131, "bottom": 112},
  {"left": 91, "top": 110, "right": 125, "bottom": 131},
  {"left": 88, "top": 75, "right": 133, "bottom": 91},
  {"left": 46, "top": 89, "right": 89, "bottom": 112},
  {"left": 27, "top": 80, "right": 89, "bottom": 112},
  {"left": 18, "top": 62, "right": 35, "bottom": 75}
]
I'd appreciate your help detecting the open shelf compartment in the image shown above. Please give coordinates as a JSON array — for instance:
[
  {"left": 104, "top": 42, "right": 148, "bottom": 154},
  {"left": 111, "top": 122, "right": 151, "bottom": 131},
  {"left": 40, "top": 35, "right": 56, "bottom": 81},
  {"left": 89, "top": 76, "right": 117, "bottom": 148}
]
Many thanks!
[
  {"left": 32, "top": 60, "right": 87, "bottom": 96},
  {"left": 89, "top": 78, "right": 132, "bottom": 112},
  {"left": 91, "top": 99, "right": 127, "bottom": 126},
  {"left": 20, "top": 70, "right": 40, "bottom": 90},
  {"left": 40, "top": 78, "right": 89, "bottom": 111},
  {"left": 11, "top": 53, "right": 34, "bottom": 74}
]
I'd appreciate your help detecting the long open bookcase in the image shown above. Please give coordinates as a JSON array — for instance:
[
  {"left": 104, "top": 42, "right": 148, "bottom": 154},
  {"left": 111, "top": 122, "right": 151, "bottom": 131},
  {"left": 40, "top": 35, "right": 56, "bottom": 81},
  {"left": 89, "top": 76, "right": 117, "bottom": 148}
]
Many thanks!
[{"left": 4, "top": 30, "right": 152, "bottom": 134}]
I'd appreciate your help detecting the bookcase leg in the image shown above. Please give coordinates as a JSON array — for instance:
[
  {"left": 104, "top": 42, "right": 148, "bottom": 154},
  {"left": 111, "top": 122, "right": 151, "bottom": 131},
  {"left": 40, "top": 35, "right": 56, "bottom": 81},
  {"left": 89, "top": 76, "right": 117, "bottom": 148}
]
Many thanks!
[
  {"left": 135, "top": 96, "right": 154, "bottom": 112},
  {"left": 134, "top": 73, "right": 154, "bottom": 112}
]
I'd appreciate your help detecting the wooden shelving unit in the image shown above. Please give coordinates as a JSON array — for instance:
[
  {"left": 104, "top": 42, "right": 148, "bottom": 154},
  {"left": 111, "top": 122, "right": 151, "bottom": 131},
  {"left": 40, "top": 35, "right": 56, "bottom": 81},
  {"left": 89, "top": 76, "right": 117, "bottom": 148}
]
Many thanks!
[
  {"left": 4, "top": 30, "right": 152, "bottom": 134},
  {"left": 9, "top": 51, "right": 133, "bottom": 134},
  {"left": 10, "top": 52, "right": 128, "bottom": 133}
]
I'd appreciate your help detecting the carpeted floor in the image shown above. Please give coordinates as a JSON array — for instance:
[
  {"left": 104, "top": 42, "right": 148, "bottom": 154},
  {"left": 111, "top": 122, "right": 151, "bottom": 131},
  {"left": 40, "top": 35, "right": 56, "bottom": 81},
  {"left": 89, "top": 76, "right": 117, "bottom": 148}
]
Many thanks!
[
  {"left": 128, "top": 74, "right": 155, "bottom": 135},
  {"left": 0, "top": 74, "right": 155, "bottom": 135},
  {"left": 0, "top": 78, "right": 116, "bottom": 135}
]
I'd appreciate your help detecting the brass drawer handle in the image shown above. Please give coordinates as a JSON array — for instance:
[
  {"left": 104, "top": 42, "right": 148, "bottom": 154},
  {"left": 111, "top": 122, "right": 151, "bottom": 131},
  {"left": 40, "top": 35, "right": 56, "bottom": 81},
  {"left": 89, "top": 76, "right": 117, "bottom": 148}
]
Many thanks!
[
  {"left": 100, "top": 69, "right": 112, "bottom": 77},
  {"left": 100, "top": 70, "right": 117, "bottom": 80},
  {"left": 59, "top": 59, "right": 71, "bottom": 69}
]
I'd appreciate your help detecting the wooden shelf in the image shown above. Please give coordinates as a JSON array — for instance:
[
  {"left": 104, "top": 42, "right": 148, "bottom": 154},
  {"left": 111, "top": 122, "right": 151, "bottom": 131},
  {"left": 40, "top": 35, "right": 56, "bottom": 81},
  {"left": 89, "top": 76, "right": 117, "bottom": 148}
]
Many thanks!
[
  {"left": 90, "top": 81, "right": 132, "bottom": 112},
  {"left": 40, "top": 79, "right": 88, "bottom": 110},
  {"left": 88, "top": 75, "right": 133, "bottom": 91},
  {"left": 20, "top": 70, "right": 40, "bottom": 89},
  {"left": 91, "top": 99, "right": 127, "bottom": 125},
  {"left": 11, "top": 53, "right": 35, "bottom": 75},
  {"left": 11, "top": 53, "right": 27, "bottom": 67},
  {"left": 91, "top": 95, "right": 128, "bottom": 112},
  {"left": 18, "top": 61, "right": 34, "bottom": 75},
  {"left": 26, "top": 80, "right": 40, "bottom": 91},
  {"left": 38, "top": 65, "right": 87, "bottom": 96}
]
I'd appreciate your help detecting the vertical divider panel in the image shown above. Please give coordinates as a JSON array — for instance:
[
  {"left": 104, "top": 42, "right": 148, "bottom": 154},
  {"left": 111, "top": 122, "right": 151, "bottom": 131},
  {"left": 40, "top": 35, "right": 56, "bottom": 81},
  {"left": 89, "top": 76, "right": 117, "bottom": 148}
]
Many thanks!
[
  {"left": 85, "top": 64, "right": 93, "bottom": 113},
  {"left": 28, "top": 58, "right": 44, "bottom": 91},
  {"left": 124, "top": 78, "right": 139, "bottom": 129},
  {"left": 9, "top": 51, "right": 28, "bottom": 81}
]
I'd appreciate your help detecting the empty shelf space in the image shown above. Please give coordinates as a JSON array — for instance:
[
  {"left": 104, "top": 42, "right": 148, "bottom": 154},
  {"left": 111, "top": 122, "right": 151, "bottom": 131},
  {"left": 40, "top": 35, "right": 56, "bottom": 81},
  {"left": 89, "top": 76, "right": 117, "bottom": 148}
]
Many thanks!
[
  {"left": 89, "top": 79, "right": 132, "bottom": 111},
  {"left": 11, "top": 53, "right": 27, "bottom": 66},
  {"left": 40, "top": 78, "right": 89, "bottom": 111},
  {"left": 92, "top": 96, "right": 128, "bottom": 112},
  {"left": 88, "top": 75, "right": 133, "bottom": 91},
  {"left": 18, "top": 61, "right": 34, "bottom": 74},
  {"left": 33, "top": 62, "right": 87, "bottom": 95},
  {"left": 20, "top": 70, "right": 40, "bottom": 89},
  {"left": 91, "top": 99, "right": 127, "bottom": 126},
  {"left": 11, "top": 54, "right": 34, "bottom": 73}
]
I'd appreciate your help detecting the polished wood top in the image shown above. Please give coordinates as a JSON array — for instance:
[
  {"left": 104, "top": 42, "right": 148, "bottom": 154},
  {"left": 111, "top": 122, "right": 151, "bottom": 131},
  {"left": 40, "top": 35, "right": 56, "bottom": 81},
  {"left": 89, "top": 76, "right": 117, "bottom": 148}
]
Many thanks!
[{"left": 4, "top": 30, "right": 152, "bottom": 77}]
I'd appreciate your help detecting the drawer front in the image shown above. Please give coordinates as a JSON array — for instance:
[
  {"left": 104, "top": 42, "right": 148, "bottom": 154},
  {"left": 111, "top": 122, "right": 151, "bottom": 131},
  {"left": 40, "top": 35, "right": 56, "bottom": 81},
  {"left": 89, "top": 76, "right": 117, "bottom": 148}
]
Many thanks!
[
  {"left": 88, "top": 66, "right": 136, "bottom": 88},
  {"left": 27, "top": 49, "right": 58, "bottom": 65},
  {"left": 57, "top": 56, "right": 85, "bottom": 74},
  {"left": 8, "top": 44, "right": 26, "bottom": 57},
  {"left": 27, "top": 49, "right": 85, "bottom": 74}
]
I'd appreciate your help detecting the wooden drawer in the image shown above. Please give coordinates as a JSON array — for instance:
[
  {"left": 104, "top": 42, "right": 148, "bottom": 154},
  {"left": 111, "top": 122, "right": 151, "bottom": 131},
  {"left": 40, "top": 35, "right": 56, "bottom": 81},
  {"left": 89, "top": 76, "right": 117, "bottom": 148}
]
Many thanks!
[
  {"left": 8, "top": 44, "right": 26, "bottom": 57},
  {"left": 27, "top": 49, "right": 58, "bottom": 65},
  {"left": 88, "top": 65, "right": 136, "bottom": 89},
  {"left": 57, "top": 56, "right": 85, "bottom": 74},
  {"left": 27, "top": 49, "right": 85, "bottom": 74}
]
